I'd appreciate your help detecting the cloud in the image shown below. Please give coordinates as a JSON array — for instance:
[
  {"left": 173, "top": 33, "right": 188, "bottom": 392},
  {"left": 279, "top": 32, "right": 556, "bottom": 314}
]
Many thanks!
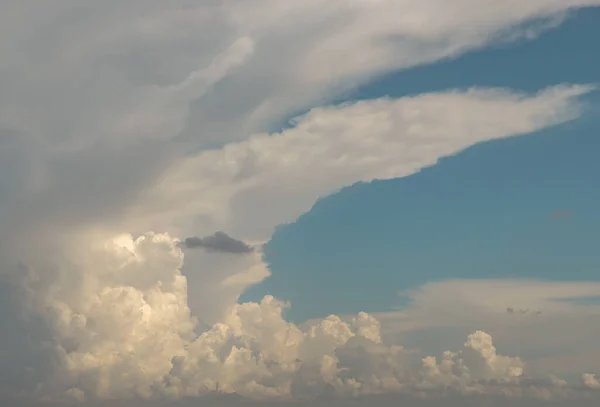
[
  {"left": 0, "top": 0, "right": 596, "bottom": 259},
  {"left": 0, "top": 85, "right": 596, "bottom": 403},
  {"left": 2, "top": 0, "right": 599, "bottom": 247},
  {"left": 0, "top": 1, "right": 599, "bottom": 405},
  {"left": 2, "top": 234, "right": 598, "bottom": 404},
  {"left": 183, "top": 232, "right": 254, "bottom": 254},
  {"left": 369, "top": 279, "right": 600, "bottom": 379},
  {"left": 109, "top": 84, "right": 593, "bottom": 325},
  {"left": 1, "top": 235, "right": 599, "bottom": 406},
  {"left": 134, "top": 84, "right": 595, "bottom": 243},
  {"left": 583, "top": 373, "right": 600, "bottom": 389}
]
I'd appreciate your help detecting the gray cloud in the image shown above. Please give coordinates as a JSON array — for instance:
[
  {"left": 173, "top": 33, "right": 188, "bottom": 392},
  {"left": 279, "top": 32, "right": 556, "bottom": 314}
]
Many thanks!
[
  {"left": 507, "top": 307, "right": 543, "bottom": 315},
  {"left": 183, "top": 231, "right": 253, "bottom": 254}
]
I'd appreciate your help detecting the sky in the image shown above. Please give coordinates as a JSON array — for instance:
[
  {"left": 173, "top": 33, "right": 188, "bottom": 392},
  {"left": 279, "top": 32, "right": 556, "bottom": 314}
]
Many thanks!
[{"left": 0, "top": 1, "right": 599, "bottom": 407}]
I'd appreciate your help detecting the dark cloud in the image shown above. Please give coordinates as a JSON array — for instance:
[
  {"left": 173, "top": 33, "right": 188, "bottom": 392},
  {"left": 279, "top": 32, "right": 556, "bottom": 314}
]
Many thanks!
[{"left": 183, "top": 231, "right": 253, "bottom": 254}]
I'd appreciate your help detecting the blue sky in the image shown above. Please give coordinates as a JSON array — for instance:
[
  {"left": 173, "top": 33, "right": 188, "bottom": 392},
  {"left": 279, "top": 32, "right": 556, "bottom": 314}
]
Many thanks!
[{"left": 242, "top": 8, "right": 600, "bottom": 321}]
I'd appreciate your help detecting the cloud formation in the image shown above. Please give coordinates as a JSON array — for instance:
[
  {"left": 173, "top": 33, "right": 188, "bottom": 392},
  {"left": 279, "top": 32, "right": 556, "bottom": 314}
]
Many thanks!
[
  {"left": 371, "top": 279, "right": 600, "bottom": 381},
  {"left": 0, "top": 1, "right": 599, "bottom": 405},
  {"left": 136, "top": 84, "right": 595, "bottom": 242},
  {"left": 2, "top": 0, "right": 600, "bottom": 248},
  {"left": 583, "top": 374, "right": 600, "bottom": 389},
  {"left": 1, "top": 81, "right": 597, "bottom": 405},
  {"left": 183, "top": 232, "right": 254, "bottom": 254},
  {"left": 1, "top": 87, "right": 597, "bottom": 404},
  {"left": 3, "top": 234, "right": 598, "bottom": 405}
]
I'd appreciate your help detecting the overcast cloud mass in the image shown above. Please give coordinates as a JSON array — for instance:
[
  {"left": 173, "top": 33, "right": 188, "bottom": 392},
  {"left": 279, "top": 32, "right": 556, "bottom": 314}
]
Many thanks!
[{"left": 0, "top": 1, "right": 599, "bottom": 406}]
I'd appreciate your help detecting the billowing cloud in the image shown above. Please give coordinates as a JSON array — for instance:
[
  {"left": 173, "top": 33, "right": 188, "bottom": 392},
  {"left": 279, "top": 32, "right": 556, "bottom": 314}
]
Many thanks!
[
  {"left": 183, "top": 232, "right": 254, "bottom": 254},
  {"left": 369, "top": 279, "right": 600, "bottom": 379},
  {"left": 1, "top": 83, "right": 597, "bottom": 405},
  {"left": 1, "top": 1, "right": 599, "bottom": 405},
  {"left": 4, "top": 233, "right": 598, "bottom": 405},
  {"left": 2, "top": 234, "right": 599, "bottom": 406},
  {"left": 583, "top": 374, "right": 600, "bottom": 389}
]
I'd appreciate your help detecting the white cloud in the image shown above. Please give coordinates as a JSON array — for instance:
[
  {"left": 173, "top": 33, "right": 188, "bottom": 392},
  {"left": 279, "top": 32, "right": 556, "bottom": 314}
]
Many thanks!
[
  {"left": 418, "top": 330, "right": 524, "bottom": 390},
  {"left": 3, "top": 235, "right": 591, "bottom": 403},
  {"left": 3, "top": 0, "right": 597, "bottom": 143},
  {"left": 2, "top": 1, "right": 600, "bottom": 250},
  {"left": 135, "top": 84, "right": 594, "bottom": 242},
  {"left": 3, "top": 84, "right": 589, "bottom": 329},
  {"left": 371, "top": 279, "right": 600, "bottom": 378},
  {"left": 45, "top": 83, "right": 581, "bottom": 328},
  {"left": 583, "top": 373, "right": 600, "bottom": 389},
  {"left": 0, "top": 0, "right": 599, "bottom": 404},
  {"left": 1, "top": 84, "right": 596, "bottom": 403}
]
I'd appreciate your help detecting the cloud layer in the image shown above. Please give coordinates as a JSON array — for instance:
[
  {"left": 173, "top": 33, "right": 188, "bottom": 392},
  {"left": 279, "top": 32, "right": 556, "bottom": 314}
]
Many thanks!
[
  {"left": 139, "top": 84, "right": 594, "bottom": 242},
  {"left": 3, "top": 0, "right": 600, "bottom": 248}
]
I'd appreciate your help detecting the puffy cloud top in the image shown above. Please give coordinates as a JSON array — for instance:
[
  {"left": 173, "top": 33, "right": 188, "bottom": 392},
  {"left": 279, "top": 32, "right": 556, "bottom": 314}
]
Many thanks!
[{"left": 2, "top": 233, "right": 595, "bottom": 404}]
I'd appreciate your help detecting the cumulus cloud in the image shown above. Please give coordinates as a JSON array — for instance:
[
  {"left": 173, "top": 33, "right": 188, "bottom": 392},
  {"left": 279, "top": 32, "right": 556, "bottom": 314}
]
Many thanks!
[
  {"left": 0, "top": 0, "right": 599, "bottom": 405},
  {"left": 583, "top": 373, "right": 600, "bottom": 389},
  {"left": 370, "top": 279, "right": 600, "bottom": 380},
  {"left": 2, "top": 234, "right": 599, "bottom": 406},
  {"left": 183, "top": 232, "right": 254, "bottom": 254},
  {"left": 2, "top": 234, "right": 591, "bottom": 404}
]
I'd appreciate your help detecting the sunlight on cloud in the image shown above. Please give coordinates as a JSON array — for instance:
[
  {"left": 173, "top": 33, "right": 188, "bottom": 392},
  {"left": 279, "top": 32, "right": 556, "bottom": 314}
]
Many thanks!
[
  {"left": 373, "top": 279, "right": 600, "bottom": 378},
  {"left": 3, "top": 234, "right": 595, "bottom": 402}
]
